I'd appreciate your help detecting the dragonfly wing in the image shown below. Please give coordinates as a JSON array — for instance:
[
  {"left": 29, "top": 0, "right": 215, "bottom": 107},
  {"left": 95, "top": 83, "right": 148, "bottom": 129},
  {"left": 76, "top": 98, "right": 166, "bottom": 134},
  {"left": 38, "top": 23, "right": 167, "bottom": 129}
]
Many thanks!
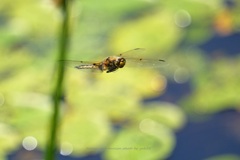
[
  {"left": 118, "top": 48, "right": 146, "bottom": 58},
  {"left": 125, "top": 58, "right": 166, "bottom": 68},
  {"left": 117, "top": 48, "right": 166, "bottom": 68}
]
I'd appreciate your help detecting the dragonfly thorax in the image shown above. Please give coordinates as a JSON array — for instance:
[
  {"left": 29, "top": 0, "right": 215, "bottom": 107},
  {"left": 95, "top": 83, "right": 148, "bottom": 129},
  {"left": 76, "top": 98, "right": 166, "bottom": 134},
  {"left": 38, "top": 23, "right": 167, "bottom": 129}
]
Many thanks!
[{"left": 104, "top": 56, "right": 126, "bottom": 73}]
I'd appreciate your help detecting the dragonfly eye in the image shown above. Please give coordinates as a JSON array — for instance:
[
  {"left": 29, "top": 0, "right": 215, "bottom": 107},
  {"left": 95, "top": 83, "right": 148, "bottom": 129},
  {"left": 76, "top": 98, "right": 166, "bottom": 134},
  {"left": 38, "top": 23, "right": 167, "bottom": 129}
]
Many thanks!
[{"left": 116, "top": 58, "right": 126, "bottom": 68}]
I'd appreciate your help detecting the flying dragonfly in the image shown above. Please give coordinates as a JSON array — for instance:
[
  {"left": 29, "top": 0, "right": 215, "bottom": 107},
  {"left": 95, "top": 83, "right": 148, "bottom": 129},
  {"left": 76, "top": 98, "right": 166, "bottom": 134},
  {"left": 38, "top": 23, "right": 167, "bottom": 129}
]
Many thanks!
[{"left": 62, "top": 48, "right": 165, "bottom": 73}]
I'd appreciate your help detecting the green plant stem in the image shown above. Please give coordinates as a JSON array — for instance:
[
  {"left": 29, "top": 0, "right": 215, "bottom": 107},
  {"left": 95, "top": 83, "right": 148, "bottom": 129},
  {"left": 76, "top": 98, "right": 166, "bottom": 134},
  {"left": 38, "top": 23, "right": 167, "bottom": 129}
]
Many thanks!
[{"left": 45, "top": 1, "right": 70, "bottom": 160}]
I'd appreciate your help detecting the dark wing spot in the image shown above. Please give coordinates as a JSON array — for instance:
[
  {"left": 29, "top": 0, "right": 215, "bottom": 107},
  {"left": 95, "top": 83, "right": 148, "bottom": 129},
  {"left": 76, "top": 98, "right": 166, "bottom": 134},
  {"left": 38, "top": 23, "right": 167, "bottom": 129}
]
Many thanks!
[
  {"left": 139, "top": 58, "right": 142, "bottom": 61},
  {"left": 159, "top": 59, "right": 165, "bottom": 62},
  {"left": 134, "top": 48, "right": 141, "bottom": 50}
]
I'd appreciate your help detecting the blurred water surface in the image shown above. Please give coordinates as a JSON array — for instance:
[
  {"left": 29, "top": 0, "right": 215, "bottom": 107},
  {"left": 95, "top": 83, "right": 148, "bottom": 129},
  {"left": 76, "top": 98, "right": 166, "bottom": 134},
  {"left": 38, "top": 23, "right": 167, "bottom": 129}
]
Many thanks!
[{"left": 0, "top": 0, "right": 240, "bottom": 160}]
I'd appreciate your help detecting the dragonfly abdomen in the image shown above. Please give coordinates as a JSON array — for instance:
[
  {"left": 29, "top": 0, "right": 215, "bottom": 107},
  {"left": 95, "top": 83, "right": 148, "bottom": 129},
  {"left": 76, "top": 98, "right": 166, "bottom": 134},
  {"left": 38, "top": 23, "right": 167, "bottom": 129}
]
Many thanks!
[{"left": 75, "top": 65, "right": 98, "bottom": 70}]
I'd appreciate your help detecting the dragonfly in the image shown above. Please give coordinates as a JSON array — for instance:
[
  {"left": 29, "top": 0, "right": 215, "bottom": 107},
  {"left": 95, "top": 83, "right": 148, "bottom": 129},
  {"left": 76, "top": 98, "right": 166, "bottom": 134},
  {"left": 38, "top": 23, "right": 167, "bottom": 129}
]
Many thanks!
[{"left": 62, "top": 48, "right": 165, "bottom": 73}]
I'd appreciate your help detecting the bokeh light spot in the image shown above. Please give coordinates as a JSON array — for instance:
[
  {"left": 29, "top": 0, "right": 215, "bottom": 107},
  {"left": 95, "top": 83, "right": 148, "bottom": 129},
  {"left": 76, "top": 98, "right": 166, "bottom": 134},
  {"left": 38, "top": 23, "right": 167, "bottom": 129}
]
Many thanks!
[
  {"left": 139, "top": 118, "right": 157, "bottom": 134},
  {"left": 174, "top": 67, "right": 190, "bottom": 84},
  {"left": 22, "top": 136, "right": 38, "bottom": 151},
  {"left": 60, "top": 142, "right": 73, "bottom": 156},
  {"left": 151, "top": 75, "right": 167, "bottom": 92},
  {"left": 174, "top": 10, "right": 191, "bottom": 28}
]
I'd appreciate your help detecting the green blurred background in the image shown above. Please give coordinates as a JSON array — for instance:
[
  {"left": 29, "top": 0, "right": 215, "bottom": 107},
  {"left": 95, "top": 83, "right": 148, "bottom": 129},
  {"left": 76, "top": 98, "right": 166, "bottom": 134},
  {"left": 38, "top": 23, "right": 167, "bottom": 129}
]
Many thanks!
[{"left": 0, "top": 0, "right": 240, "bottom": 160}]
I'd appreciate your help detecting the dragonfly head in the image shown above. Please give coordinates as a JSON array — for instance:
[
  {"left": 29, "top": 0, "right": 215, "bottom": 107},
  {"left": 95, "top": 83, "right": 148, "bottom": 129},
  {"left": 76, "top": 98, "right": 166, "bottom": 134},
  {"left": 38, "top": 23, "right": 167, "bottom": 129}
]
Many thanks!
[{"left": 116, "top": 57, "right": 126, "bottom": 68}]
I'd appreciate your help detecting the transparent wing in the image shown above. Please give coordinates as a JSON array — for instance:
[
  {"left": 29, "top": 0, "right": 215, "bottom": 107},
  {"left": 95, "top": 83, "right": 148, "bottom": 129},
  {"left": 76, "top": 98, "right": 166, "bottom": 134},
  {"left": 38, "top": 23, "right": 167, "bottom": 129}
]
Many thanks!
[
  {"left": 118, "top": 48, "right": 146, "bottom": 58},
  {"left": 125, "top": 58, "right": 166, "bottom": 68},
  {"left": 117, "top": 48, "right": 166, "bottom": 68}
]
